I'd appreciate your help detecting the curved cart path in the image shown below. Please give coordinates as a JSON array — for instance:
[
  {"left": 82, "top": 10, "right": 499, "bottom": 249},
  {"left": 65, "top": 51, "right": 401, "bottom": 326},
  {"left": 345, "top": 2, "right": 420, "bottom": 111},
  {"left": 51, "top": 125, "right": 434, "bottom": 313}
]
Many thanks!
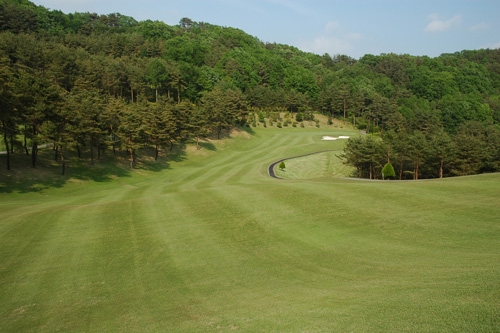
[{"left": 268, "top": 150, "right": 336, "bottom": 179}]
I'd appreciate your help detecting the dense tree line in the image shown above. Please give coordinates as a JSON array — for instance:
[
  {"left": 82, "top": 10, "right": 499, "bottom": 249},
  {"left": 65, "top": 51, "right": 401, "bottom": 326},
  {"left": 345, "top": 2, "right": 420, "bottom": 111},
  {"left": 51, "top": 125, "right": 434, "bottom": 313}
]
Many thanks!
[
  {"left": 340, "top": 121, "right": 500, "bottom": 179},
  {"left": 1, "top": 0, "right": 500, "bottom": 178}
]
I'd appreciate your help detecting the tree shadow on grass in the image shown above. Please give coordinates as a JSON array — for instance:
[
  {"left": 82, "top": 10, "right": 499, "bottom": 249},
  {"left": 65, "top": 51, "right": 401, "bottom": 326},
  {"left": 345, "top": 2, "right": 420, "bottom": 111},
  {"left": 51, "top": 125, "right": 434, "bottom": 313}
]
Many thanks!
[
  {"left": 0, "top": 174, "right": 67, "bottom": 194},
  {"left": 0, "top": 153, "right": 68, "bottom": 193},
  {"left": 0, "top": 145, "right": 185, "bottom": 193},
  {"left": 197, "top": 140, "right": 217, "bottom": 151},
  {"left": 240, "top": 124, "right": 256, "bottom": 136},
  {"left": 209, "top": 124, "right": 256, "bottom": 141}
]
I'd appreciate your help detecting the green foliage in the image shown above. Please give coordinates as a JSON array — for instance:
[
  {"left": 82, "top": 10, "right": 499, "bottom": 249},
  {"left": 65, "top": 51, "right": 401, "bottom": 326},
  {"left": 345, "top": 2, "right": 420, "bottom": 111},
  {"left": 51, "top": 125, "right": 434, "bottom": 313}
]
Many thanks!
[
  {"left": 381, "top": 162, "right": 396, "bottom": 179},
  {"left": 258, "top": 111, "right": 265, "bottom": 123},
  {"left": 0, "top": 0, "right": 500, "bottom": 178},
  {"left": 279, "top": 161, "right": 285, "bottom": 170}
]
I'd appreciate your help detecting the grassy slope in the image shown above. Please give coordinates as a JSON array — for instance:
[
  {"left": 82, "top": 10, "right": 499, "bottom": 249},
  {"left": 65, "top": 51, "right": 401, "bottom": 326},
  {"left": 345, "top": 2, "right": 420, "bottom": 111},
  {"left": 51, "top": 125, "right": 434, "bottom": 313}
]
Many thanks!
[{"left": 0, "top": 126, "right": 499, "bottom": 332}]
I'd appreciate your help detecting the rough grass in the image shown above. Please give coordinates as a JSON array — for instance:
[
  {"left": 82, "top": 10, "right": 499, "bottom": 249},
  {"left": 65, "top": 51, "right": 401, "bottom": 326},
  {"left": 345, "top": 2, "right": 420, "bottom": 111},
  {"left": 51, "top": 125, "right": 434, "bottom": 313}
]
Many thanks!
[{"left": 1, "top": 126, "right": 499, "bottom": 332}]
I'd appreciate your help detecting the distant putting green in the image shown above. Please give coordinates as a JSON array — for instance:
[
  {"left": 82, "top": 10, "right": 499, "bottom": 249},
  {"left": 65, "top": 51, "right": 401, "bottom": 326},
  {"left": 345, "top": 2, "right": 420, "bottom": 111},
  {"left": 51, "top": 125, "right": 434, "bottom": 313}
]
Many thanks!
[{"left": 1, "top": 127, "right": 499, "bottom": 332}]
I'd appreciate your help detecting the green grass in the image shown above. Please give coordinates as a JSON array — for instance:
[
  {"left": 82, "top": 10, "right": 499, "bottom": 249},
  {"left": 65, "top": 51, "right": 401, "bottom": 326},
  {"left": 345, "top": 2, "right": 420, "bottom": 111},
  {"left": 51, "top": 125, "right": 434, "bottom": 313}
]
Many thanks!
[{"left": 1, "top": 126, "right": 499, "bottom": 332}]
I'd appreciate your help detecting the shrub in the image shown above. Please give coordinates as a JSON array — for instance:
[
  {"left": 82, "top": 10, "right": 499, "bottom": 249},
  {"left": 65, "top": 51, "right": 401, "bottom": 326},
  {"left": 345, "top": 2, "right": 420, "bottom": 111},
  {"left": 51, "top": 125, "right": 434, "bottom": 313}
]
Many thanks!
[
  {"left": 304, "top": 111, "right": 315, "bottom": 121},
  {"left": 381, "top": 162, "right": 396, "bottom": 179},
  {"left": 279, "top": 161, "right": 286, "bottom": 170},
  {"left": 258, "top": 111, "right": 265, "bottom": 123}
]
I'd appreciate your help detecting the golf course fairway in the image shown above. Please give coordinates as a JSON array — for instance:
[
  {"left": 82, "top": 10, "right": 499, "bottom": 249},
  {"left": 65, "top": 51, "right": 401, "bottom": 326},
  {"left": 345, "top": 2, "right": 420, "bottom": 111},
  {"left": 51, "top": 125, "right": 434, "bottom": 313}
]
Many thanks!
[{"left": 1, "top": 127, "right": 499, "bottom": 332}]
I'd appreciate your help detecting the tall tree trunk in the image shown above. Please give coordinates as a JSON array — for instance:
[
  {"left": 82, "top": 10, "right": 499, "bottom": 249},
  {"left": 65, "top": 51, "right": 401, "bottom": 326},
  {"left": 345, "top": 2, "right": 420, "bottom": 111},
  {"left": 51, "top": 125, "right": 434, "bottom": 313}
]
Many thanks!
[
  {"left": 155, "top": 141, "right": 159, "bottom": 160},
  {"left": 2, "top": 120, "right": 10, "bottom": 170},
  {"left": 343, "top": 98, "right": 346, "bottom": 120},
  {"left": 90, "top": 136, "right": 94, "bottom": 165},
  {"left": 60, "top": 147, "right": 66, "bottom": 175},
  {"left": 54, "top": 145, "right": 58, "bottom": 161},
  {"left": 76, "top": 144, "right": 81, "bottom": 158},
  {"left": 97, "top": 138, "right": 101, "bottom": 160},
  {"left": 112, "top": 133, "right": 116, "bottom": 156},
  {"left": 9, "top": 133, "right": 14, "bottom": 153},
  {"left": 128, "top": 136, "right": 133, "bottom": 168},
  {"left": 31, "top": 123, "right": 39, "bottom": 168},
  {"left": 129, "top": 148, "right": 133, "bottom": 168},
  {"left": 439, "top": 159, "right": 444, "bottom": 179},
  {"left": 24, "top": 125, "right": 29, "bottom": 155},
  {"left": 31, "top": 141, "right": 38, "bottom": 168}
]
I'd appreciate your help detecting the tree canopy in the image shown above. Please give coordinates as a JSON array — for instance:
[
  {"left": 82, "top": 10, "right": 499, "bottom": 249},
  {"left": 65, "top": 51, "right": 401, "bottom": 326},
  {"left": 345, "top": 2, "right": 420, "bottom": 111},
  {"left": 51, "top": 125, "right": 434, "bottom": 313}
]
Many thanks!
[{"left": 0, "top": 0, "right": 500, "bottom": 178}]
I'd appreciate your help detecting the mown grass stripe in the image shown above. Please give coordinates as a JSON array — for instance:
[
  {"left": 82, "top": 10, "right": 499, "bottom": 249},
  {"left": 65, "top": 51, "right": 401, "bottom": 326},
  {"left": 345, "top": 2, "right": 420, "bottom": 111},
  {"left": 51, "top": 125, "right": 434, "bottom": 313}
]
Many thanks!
[{"left": 1, "top": 127, "right": 499, "bottom": 332}]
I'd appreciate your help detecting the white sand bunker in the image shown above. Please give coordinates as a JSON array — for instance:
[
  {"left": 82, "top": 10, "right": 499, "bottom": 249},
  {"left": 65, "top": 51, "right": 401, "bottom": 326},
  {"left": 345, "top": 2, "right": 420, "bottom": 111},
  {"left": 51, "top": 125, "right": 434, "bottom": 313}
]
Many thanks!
[{"left": 322, "top": 135, "right": 350, "bottom": 141}]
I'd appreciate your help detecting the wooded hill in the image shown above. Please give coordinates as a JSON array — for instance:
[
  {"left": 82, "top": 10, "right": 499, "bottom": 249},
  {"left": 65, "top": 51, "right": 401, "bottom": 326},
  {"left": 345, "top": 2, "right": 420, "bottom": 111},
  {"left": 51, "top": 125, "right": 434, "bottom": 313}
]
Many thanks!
[{"left": 1, "top": 0, "right": 500, "bottom": 179}]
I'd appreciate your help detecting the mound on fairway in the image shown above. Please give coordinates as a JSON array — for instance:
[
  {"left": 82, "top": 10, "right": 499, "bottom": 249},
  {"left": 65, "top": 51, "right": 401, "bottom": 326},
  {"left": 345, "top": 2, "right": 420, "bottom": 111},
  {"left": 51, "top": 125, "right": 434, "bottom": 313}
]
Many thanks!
[{"left": 1, "top": 127, "right": 499, "bottom": 332}]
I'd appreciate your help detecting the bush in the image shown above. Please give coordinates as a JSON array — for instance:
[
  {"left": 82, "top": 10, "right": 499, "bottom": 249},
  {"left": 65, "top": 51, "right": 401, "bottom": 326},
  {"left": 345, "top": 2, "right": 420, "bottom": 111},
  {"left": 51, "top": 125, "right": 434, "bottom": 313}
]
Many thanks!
[
  {"left": 381, "top": 162, "right": 396, "bottom": 179},
  {"left": 279, "top": 161, "right": 286, "bottom": 170},
  {"left": 258, "top": 111, "right": 265, "bottom": 123},
  {"left": 304, "top": 111, "right": 315, "bottom": 121}
]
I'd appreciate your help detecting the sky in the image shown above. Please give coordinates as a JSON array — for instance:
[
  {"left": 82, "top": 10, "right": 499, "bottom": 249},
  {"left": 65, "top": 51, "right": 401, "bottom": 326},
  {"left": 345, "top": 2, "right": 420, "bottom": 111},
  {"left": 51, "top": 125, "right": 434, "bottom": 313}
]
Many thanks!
[{"left": 33, "top": 0, "right": 500, "bottom": 59}]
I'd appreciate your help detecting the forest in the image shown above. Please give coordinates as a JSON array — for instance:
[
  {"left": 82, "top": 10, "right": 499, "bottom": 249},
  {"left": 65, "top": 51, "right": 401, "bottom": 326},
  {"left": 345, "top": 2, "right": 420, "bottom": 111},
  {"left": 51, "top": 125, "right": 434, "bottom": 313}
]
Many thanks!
[{"left": 1, "top": 0, "right": 500, "bottom": 179}]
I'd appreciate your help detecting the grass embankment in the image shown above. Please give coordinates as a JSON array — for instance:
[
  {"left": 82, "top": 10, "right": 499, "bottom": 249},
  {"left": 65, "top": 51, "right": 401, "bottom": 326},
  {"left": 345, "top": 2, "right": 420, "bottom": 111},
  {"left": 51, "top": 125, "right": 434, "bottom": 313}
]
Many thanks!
[{"left": 1, "top": 125, "right": 499, "bottom": 332}]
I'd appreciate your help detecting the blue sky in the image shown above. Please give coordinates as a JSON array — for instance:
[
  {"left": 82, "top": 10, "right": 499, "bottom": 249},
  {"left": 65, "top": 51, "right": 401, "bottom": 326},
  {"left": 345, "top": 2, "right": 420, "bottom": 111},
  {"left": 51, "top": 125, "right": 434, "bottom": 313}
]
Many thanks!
[{"left": 33, "top": 0, "right": 500, "bottom": 59}]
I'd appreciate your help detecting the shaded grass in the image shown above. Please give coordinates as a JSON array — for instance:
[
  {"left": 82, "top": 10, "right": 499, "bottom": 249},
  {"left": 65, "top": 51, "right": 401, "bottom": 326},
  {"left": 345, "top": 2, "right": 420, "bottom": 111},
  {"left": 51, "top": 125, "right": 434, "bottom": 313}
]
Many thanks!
[{"left": 1, "top": 127, "right": 499, "bottom": 332}]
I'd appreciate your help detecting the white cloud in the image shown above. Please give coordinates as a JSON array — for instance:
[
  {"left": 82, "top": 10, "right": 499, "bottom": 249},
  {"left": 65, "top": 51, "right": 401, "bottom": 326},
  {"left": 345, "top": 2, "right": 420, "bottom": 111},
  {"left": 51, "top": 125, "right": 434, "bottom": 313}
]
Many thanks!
[
  {"left": 481, "top": 41, "right": 500, "bottom": 50},
  {"left": 306, "top": 35, "right": 353, "bottom": 54},
  {"left": 325, "top": 21, "right": 340, "bottom": 34},
  {"left": 299, "top": 21, "right": 362, "bottom": 56},
  {"left": 470, "top": 22, "right": 489, "bottom": 31},
  {"left": 345, "top": 32, "right": 363, "bottom": 41},
  {"left": 425, "top": 14, "right": 462, "bottom": 32}
]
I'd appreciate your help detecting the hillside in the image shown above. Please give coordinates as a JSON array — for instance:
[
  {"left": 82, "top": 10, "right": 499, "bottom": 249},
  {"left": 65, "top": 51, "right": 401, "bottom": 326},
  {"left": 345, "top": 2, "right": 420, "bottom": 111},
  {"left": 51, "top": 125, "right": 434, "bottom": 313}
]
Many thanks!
[{"left": 0, "top": 0, "right": 500, "bottom": 180}]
